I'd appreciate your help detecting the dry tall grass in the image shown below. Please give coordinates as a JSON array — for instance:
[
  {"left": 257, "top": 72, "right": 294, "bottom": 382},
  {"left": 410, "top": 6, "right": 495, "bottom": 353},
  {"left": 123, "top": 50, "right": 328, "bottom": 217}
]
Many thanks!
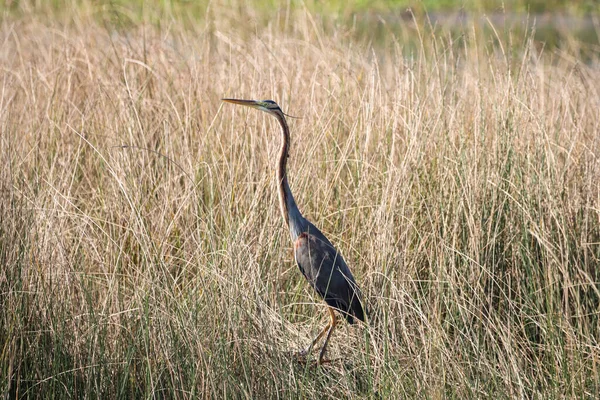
[{"left": 1, "top": 3, "right": 599, "bottom": 398}]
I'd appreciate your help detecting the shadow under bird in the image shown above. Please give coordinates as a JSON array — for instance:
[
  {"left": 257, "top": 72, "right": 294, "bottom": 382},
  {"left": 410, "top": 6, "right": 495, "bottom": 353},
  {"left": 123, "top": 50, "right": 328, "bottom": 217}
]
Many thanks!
[{"left": 222, "top": 98, "right": 365, "bottom": 365}]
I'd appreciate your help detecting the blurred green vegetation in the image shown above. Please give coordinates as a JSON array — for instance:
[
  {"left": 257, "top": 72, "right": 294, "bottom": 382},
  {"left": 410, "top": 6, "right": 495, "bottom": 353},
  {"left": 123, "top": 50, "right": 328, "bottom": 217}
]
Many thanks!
[
  {"left": 2, "top": 0, "right": 598, "bottom": 51},
  {"left": 332, "top": 0, "right": 598, "bottom": 14},
  {"left": 2, "top": 0, "right": 599, "bottom": 19}
]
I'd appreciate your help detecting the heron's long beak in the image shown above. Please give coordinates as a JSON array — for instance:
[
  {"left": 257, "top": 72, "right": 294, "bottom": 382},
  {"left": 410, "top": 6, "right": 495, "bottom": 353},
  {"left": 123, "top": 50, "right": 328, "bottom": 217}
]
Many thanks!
[{"left": 222, "top": 98, "right": 261, "bottom": 108}]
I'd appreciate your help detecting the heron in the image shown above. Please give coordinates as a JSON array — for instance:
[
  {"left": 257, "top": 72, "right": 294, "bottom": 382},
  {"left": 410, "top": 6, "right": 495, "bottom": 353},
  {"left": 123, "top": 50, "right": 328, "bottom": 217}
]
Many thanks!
[{"left": 222, "top": 98, "right": 365, "bottom": 365}]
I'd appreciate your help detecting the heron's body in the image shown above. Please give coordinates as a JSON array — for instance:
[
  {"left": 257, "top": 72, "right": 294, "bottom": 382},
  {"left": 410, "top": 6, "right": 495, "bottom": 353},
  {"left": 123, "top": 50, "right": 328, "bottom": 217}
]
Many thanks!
[
  {"left": 223, "top": 98, "right": 364, "bottom": 364},
  {"left": 295, "top": 229, "right": 364, "bottom": 324}
]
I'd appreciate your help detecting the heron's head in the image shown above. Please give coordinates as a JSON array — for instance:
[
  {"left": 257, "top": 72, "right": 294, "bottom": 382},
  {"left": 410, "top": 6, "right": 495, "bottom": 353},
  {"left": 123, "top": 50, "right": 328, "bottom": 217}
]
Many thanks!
[{"left": 222, "top": 98, "right": 284, "bottom": 118}]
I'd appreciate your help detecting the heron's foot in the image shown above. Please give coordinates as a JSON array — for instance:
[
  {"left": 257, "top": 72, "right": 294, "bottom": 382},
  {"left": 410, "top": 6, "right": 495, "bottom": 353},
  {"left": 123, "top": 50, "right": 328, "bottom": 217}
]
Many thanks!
[
  {"left": 295, "top": 343, "right": 315, "bottom": 358},
  {"left": 293, "top": 351, "right": 338, "bottom": 367},
  {"left": 317, "top": 357, "right": 331, "bottom": 366},
  {"left": 295, "top": 346, "right": 330, "bottom": 366},
  {"left": 297, "top": 355, "right": 332, "bottom": 367},
  {"left": 292, "top": 348, "right": 308, "bottom": 364},
  {"left": 318, "top": 346, "right": 329, "bottom": 365},
  {"left": 296, "top": 349, "right": 307, "bottom": 358},
  {"left": 317, "top": 356, "right": 345, "bottom": 368},
  {"left": 317, "top": 348, "right": 330, "bottom": 366},
  {"left": 295, "top": 349, "right": 316, "bottom": 366},
  {"left": 315, "top": 357, "right": 342, "bottom": 367}
]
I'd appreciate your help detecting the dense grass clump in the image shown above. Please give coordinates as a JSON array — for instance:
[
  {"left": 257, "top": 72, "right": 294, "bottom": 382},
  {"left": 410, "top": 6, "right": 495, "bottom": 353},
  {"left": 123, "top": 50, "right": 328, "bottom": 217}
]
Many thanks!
[{"left": 1, "top": 2, "right": 599, "bottom": 398}]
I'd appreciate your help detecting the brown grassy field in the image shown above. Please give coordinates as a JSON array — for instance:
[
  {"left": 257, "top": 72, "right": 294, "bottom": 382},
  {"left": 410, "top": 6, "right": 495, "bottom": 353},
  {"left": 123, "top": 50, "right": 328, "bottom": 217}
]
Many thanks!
[{"left": 2, "top": 2, "right": 600, "bottom": 398}]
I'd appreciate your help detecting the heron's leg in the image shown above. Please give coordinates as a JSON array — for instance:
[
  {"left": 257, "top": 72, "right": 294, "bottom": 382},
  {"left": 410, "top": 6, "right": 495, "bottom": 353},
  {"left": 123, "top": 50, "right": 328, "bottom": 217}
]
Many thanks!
[
  {"left": 299, "top": 321, "right": 330, "bottom": 356},
  {"left": 317, "top": 307, "right": 337, "bottom": 365}
]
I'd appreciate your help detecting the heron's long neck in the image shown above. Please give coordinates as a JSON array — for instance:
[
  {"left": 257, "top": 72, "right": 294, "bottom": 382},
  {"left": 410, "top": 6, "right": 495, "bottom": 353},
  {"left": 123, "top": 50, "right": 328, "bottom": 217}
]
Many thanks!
[{"left": 275, "top": 113, "right": 304, "bottom": 240}]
